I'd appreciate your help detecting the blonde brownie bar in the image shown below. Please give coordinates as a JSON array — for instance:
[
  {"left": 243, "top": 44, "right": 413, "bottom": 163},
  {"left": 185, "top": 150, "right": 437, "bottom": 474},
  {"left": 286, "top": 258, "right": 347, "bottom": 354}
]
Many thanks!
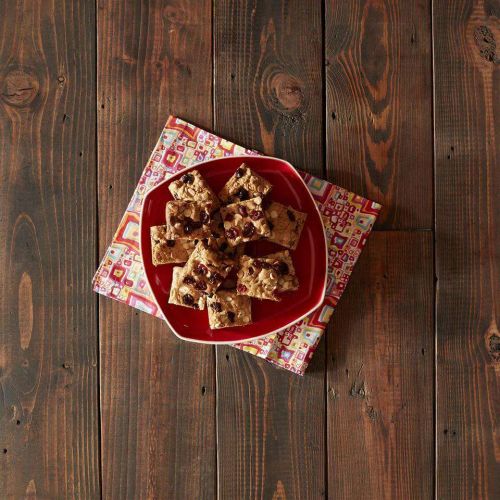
[
  {"left": 150, "top": 225, "right": 196, "bottom": 265},
  {"left": 168, "top": 267, "right": 206, "bottom": 310},
  {"left": 220, "top": 197, "right": 271, "bottom": 246},
  {"left": 264, "top": 250, "right": 299, "bottom": 292},
  {"left": 181, "top": 241, "right": 234, "bottom": 295},
  {"left": 218, "top": 163, "right": 272, "bottom": 204},
  {"left": 207, "top": 291, "right": 252, "bottom": 329},
  {"left": 168, "top": 169, "right": 220, "bottom": 210},
  {"left": 165, "top": 200, "right": 213, "bottom": 239},
  {"left": 236, "top": 255, "right": 279, "bottom": 301},
  {"left": 265, "top": 202, "right": 307, "bottom": 250}
]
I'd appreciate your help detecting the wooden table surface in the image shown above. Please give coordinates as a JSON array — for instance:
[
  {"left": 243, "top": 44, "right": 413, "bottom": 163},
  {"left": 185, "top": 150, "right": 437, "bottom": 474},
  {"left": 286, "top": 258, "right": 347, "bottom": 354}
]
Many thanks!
[{"left": 1, "top": 1, "right": 498, "bottom": 499}]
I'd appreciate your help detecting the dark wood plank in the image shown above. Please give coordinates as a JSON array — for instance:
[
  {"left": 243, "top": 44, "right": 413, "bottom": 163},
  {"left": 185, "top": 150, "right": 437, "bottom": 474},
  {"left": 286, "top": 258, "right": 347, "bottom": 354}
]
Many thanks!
[
  {"left": 325, "top": 0, "right": 433, "bottom": 229},
  {"left": 327, "top": 232, "right": 434, "bottom": 499},
  {"left": 214, "top": 0, "right": 324, "bottom": 174},
  {"left": 0, "top": 0, "right": 99, "bottom": 497},
  {"left": 433, "top": 1, "right": 500, "bottom": 498},
  {"left": 214, "top": 2, "right": 325, "bottom": 498},
  {"left": 97, "top": 1, "right": 215, "bottom": 498},
  {"left": 216, "top": 348, "right": 326, "bottom": 499}
]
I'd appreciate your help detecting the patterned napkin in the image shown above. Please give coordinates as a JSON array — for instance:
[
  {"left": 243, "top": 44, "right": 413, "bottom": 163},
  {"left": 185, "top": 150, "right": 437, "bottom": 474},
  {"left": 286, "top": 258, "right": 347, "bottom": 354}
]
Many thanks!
[{"left": 93, "top": 116, "right": 381, "bottom": 375}]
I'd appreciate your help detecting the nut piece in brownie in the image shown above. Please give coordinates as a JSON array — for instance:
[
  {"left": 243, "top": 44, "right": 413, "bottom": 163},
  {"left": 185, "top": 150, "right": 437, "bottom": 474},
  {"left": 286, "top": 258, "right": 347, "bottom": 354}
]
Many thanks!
[
  {"left": 218, "top": 163, "right": 272, "bottom": 204},
  {"left": 168, "top": 267, "right": 206, "bottom": 310},
  {"left": 220, "top": 197, "right": 271, "bottom": 246},
  {"left": 165, "top": 200, "right": 213, "bottom": 240},
  {"left": 264, "top": 250, "right": 299, "bottom": 292},
  {"left": 181, "top": 241, "right": 234, "bottom": 295},
  {"left": 265, "top": 201, "right": 307, "bottom": 250},
  {"left": 236, "top": 255, "right": 280, "bottom": 301},
  {"left": 207, "top": 291, "right": 252, "bottom": 329},
  {"left": 168, "top": 169, "right": 219, "bottom": 210},
  {"left": 150, "top": 225, "right": 196, "bottom": 265}
]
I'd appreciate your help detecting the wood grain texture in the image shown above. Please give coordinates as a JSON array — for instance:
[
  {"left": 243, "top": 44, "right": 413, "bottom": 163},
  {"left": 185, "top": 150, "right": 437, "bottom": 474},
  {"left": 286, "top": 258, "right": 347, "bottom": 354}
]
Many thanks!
[
  {"left": 0, "top": 0, "right": 99, "bottom": 498},
  {"left": 216, "top": 346, "right": 326, "bottom": 500},
  {"left": 214, "top": 2, "right": 325, "bottom": 498},
  {"left": 327, "top": 232, "right": 434, "bottom": 499},
  {"left": 97, "top": 1, "right": 216, "bottom": 498},
  {"left": 325, "top": 0, "right": 433, "bottom": 229},
  {"left": 433, "top": 1, "right": 500, "bottom": 498},
  {"left": 214, "top": 0, "right": 324, "bottom": 175}
]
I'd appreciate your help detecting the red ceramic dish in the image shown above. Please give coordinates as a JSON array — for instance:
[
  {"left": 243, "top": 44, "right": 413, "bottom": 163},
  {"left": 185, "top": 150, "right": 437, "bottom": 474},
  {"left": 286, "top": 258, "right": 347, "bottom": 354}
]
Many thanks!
[{"left": 140, "top": 155, "right": 327, "bottom": 344}]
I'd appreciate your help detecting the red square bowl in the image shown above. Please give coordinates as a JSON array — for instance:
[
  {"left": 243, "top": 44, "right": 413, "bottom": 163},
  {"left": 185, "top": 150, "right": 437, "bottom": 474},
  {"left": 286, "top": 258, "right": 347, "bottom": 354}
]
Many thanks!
[{"left": 140, "top": 155, "right": 327, "bottom": 344}]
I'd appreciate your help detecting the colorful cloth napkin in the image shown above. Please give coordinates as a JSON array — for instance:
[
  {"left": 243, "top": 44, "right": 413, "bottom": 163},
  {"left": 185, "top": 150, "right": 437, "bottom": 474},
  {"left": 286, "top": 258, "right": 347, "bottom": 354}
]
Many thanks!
[{"left": 93, "top": 116, "right": 381, "bottom": 375}]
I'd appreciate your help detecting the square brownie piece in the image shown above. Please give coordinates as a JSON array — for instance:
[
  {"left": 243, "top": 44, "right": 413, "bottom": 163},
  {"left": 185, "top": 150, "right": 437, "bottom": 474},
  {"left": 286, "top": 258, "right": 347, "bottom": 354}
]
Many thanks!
[
  {"left": 265, "top": 202, "right": 307, "bottom": 250},
  {"left": 168, "top": 169, "right": 220, "bottom": 210},
  {"left": 150, "top": 225, "right": 196, "bottom": 265},
  {"left": 220, "top": 197, "right": 271, "bottom": 246},
  {"left": 264, "top": 250, "right": 299, "bottom": 292},
  {"left": 165, "top": 200, "right": 213, "bottom": 240},
  {"left": 218, "top": 163, "right": 272, "bottom": 204},
  {"left": 207, "top": 291, "right": 252, "bottom": 329},
  {"left": 236, "top": 255, "right": 279, "bottom": 301},
  {"left": 181, "top": 241, "right": 234, "bottom": 295},
  {"left": 168, "top": 267, "right": 206, "bottom": 310}
]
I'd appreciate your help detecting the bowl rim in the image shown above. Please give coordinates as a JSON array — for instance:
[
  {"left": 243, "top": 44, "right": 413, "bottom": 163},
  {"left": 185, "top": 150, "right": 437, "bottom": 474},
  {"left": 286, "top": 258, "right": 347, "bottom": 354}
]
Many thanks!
[{"left": 139, "top": 154, "right": 328, "bottom": 345}]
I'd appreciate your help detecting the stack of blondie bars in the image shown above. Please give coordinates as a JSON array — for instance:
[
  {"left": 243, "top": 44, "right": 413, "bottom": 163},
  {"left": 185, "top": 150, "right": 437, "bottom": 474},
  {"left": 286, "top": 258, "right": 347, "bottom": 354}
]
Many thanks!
[{"left": 149, "top": 163, "right": 307, "bottom": 330}]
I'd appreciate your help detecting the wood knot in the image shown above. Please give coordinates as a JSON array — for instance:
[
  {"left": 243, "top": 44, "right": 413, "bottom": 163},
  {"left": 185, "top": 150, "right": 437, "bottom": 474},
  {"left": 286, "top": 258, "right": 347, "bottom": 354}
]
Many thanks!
[
  {"left": 474, "top": 26, "right": 498, "bottom": 63},
  {"left": 1, "top": 69, "right": 39, "bottom": 107},
  {"left": 163, "top": 5, "right": 187, "bottom": 25},
  {"left": 269, "top": 73, "right": 304, "bottom": 112},
  {"left": 488, "top": 334, "right": 500, "bottom": 362}
]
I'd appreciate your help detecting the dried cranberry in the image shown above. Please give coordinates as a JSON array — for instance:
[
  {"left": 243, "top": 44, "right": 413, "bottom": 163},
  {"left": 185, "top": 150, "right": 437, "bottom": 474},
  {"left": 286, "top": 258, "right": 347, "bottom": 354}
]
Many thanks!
[
  {"left": 254, "top": 259, "right": 271, "bottom": 270},
  {"left": 211, "top": 302, "right": 222, "bottom": 312},
  {"left": 200, "top": 210, "right": 209, "bottom": 224},
  {"left": 227, "top": 311, "right": 236, "bottom": 323},
  {"left": 183, "top": 275, "right": 196, "bottom": 285},
  {"left": 224, "top": 212, "right": 234, "bottom": 222},
  {"left": 183, "top": 223, "right": 193, "bottom": 234},
  {"left": 238, "top": 205, "right": 248, "bottom": 217},
  {"left": 166, "top": 239, "right": 176, "bottom": 247},
  {"left": 242, "top": 222, "right": 255, "bottom": 238},
  {"left": 237, "top": 284, "right": 248, "bottom": 293},
  {"left": 195, "top": 263, "right": 208, "bottom": 275},
  {"left": 248, "top": 267, "right": 254, "bottom": 275},
  {"left": 249, "top": 210, "right": 264, "bottom": 220},
  {"left": 208, "top": 272, "right": 223, "bottom": 284},
  {"left": 273, "top": 261, "right": 289, "bottom": 275},
  {"left": 182, "top": 294, "right": 194, "bottom": 305},
  {"left": 181, "top": 173, "right": 194, "bottom": 184},
  {"left": 195, "top": 280, "right": 207, "bottom": 291},
  {"left": 235, "top": 187, "right": 249, "bottom": 201},
  {"left": 286, "top": 209, "right": 296, "bottom": 221},
  {"left": 235, "top": 167, "right": 245, "bottom": 178},
  {"left": 225, "top": 227, "right": 239, "bottom": 240},
  {"left": 268, "top": 220, "right": 274, "bottom": 230}
]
